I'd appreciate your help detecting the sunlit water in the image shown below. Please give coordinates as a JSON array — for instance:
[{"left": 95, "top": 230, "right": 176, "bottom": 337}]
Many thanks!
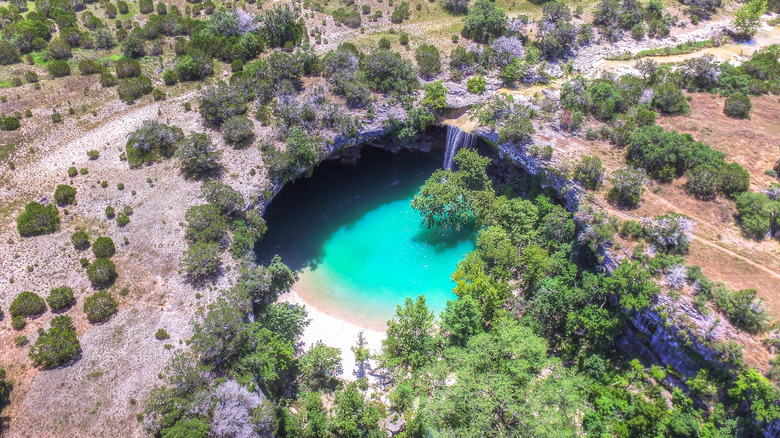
[{"left": 255, "top": 147, "right": 475, "bottom": 330}]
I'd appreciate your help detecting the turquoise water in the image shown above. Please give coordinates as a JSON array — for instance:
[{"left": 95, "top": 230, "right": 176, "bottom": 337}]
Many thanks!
[{"left": 255, "top": 147, "right": 475, "bottom": 329}]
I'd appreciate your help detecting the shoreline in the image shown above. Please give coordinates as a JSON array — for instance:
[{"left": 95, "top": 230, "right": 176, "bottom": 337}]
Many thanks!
[{"left": 278, "top": 287, "right": 386, "bottom": 381}]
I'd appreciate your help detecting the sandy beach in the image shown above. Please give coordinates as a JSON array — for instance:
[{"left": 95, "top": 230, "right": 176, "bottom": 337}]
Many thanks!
[{"left": 278, "top": 288, "right": 386, "bottom": 380}]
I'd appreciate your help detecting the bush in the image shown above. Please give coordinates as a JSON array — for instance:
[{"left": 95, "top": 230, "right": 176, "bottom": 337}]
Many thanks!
[
  {"left": 17, "top": 202, "right": 60, "bottom": 236},
  {"left": 177, "top": 133, "right": 222, "bottom": 178},
  {"left": 608, "top": 167, "right": 646, "bottom": 207},
  {"left": 735, "top": 192, "right": 778, "bottom": 239},
  {"left": 29, "top": 315, "right": 80, "bottom": 368},
  {"left": 723, "top": 93, "right": 751, "bottom": 119},
  {"left": 78, "top": 59, "right": 102, "bottom": 75},
  {"left": 83, "top": 290, "right": 118, "bottom": 323},
  {"left": 199, "top": 83, "right": 247, "bottom": 127},
  {"left": 461, "top": 0, "right": 508, "bottom": 43},
  {"left": 0, "top": 40, "right": 21, "bottom": 65},
  {"left": 115, "top": 58, "right": 141, "bottom": 79},
  {"left": 47, "top": 38, "right": 72, "bottom": 60},
  {"left": 25, "top": 71, "right": 39, "bottom": 83},
  {"left": 222, "top": 115, "right": 254, "bottom": 148},
  {"left": 163, "top": 70, "right": 178, "bottom": 86},
  {"left": 117, "top": 212, "right": 130, "bottom": 226},
  {"left": 3, "top": 116, "right": 20, "bottom": 131},
  {"left": 71, "top": 230, "right": 90, "bottom": 250},
  {"left": 117, "top": 75, "right": 153, "bottom": 103},
  {"left": 100, "top": 71, "right": 118, "bottom": 87},
  {"left": 574, "top": 155, "right": 605, "bottom": 190},
  {"left": 415, "top": 44, "right": 441, "bottom": 78},
  {"left": 620, "top": 220, "right": 643, "bottom": 239},
  {"left": 201, "top": 181, "right": 245, "bottom": 216},
  {"left": 364, "top": 49, "right": 419, "bottom": 94},
  {"left": 48, "top": 60, "right": 71, "bottom": 78},
  {"left": 155, "top": 328, "right": 170, "bottom": 340},
  {"left": 181, "top": 241, "right": 222, "bottom": 284},
  {"left": 718, "top": 162, "right": 750, "bottom": 196},
  {"left": 651, "top": 83, "right": 689, "bottom": 115},
  {"left": 87, "top": 257, "right": 118, "bottom": 289},
  {"left": 94, "top": 27, "right": 116, "bottom": 49},
  {"left": 177, "top": 50, "right": 213, "bottom": 82},
  {"left": 47, "top": 286, "right": 74, "bottom": 311},
  {"left": 10, "top": 291, "right": 47, "bottom": 317},
  {"left": 92, "top": 236, "right": 116, "bottom": 258},
  {"left": 467, "top": 76, "right": 487, "bottom": 94},
  {"left": 126, "top": 120, "right": 183, "bottom": 167},
  {"left": 54, "top": 184, "right": 77, "bottom": 205},
  {"left": 106, "top": 205, "right": 116, "bottom": 218},
  {"left": 185, "top": 203, "right": 229, "bottom": 243},
  {"left": 11, "top": 315, "right": 26, "bottom": 330}
]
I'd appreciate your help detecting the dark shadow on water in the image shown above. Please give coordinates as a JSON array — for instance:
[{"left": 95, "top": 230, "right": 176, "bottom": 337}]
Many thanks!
[
  {"left": 411, "top": 226, "right": 475, "bottom": 253},
  {"left": 255, "top": 146, "right": 444, "bottom": 271}
]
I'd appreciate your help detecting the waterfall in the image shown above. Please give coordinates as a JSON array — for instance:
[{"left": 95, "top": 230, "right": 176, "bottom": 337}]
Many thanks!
[{"left": 443, "top": 125, "right": 477, "bottom": 170}]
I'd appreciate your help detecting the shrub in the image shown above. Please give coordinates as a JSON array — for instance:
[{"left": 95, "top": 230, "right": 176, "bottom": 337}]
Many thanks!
[
  {"left": 83, "top": 290, "right": 118, "bottom": 323},
  {"left": 444, "top": 0, "right": 469, "bottom": 13},
  {"left": 115, "top": 58, "right": 141, "bottom": 79},
  {"left": 78, "top": 59, "right": 102, "bottom": 75},
  {"left": 181, "top": 241, "right": 222, "bottom": 284},
  {"left": 17, "top": 202, "right": 60, "bottom": 236},
  {"left": 643, "top": 213, "right": 694, "bottom": 254},
  {"left": 415, "top": 44, "right": 441, "bottom": 78},
  {"left": 177, "top": 133, "right": 222, "bottom": 178},
  {"left": 87, "top": 150, "right": 99, "bottom": 160},
  {"left": 467, "top": 76, "right": 487, "bottom": 94},
  {"left": 48, "top": 60, "right": 71, "bottom": 78},
  {"left": 608, "top": 167, "right": 646, "bottom": 207},
  {"left": 92, "top": 236, "right": 116, "bottom": 258},
  {"left": 498, "top": 113, "right": 535, "bottom": 144},
  {"left": 735, "top": 192, "right": 778, "bottom": 239},
  {"left": 177, "top": 50, "right": 214, "bottom": 82},
  {"left": 724, "top": 93, "right": 751, "bottom": 119},
  {"left": 201, "top": 181, "right": 245, "bottom": 216},
  {"left": 10, "top": 291, "right": 47, "bottom": 317},
  {"left": 87, "top": 257, "right": 118, "bottom": 289},
  {"left": 651, "top": 83, "right": 689, "bottom": 115},
  {"left": 29, "top": 315, "right": 80, "bottom": 368},
  {"left": 100, "top": 71, "right": 118, "bottom": 87},
  {"left": 620, "top": 220, "right": 643, "bottom": 239},
  {"left": 117, "top": 75, "right": 153, "bottom": 103},
  {"left": 11, "top": 316, "right": 26, "bottom": 330},
  {"left": 25, "top": 71, "right": 39, "bottom": 83},
  {"left": 117, "top": 212, "right": 130, "bottom": 226},
  {"left": 461, "top": 0, "right": 508, "bottom": 43},
  {"left": 155, "top": 328, "right": 170, "bottom": 340},
  {"left": 185, "top": 203, "right": 229, "bottom": 243},
  {"left": 47, "top": 286, "right": 74, "bottom": 311},
  {"left": 94, "top": 27, "right": 116, "bottom": 49},
  {"left": 222, "top": 115, "right": 254, "bottom": 148},
  {"left": 106, "top": 205, "right": 115, "bottom": 218},
  {"left": 163, "top": 69, "right": 178, "bottom": 86},
  {"left": 574, "top": 155, "right": 605, "bottom": 190},
  {"left": 47, "top": 38, "right": 72, "bottom": 60},
  {"left": 71, "top": 230, "right": 90, "bottom": 250},
  {"left": 199, "top": 83, "right": 247, "bottom": 127},
  {"left": 363, "top": 49, "right": 419, "bottom": 94},
  {"left": 0, "top": 40, "right": 21, "bottom": 65},
  {"left": 54, "top": 184, "right": 77, "bottom": 205},
  {"left": 3, "top": 116, "right": 20, "bottom": 131},
  {"left": 718, "top": 162, "right": 750, "bottom": 196},
  {"left": 126, "top": 120, "right": 183, "bottom": 167}
]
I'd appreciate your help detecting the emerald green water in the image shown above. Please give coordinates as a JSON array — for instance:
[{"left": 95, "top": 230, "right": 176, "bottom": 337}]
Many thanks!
[{"left": 255, "top": 147, "right": 475, "bottom": 329}]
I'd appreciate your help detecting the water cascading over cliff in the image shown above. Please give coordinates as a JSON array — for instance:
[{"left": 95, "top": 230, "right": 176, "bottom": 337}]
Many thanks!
[{"left": 443, "top": 125, "right": 476, "bottom": 170}]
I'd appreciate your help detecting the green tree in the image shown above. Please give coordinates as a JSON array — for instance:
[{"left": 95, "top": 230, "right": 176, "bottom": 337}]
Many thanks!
[
  {"left": 441, "top": 295, "right": 484, "bottom": 347},
  {"left": 181, "top": 241, "right": 222, "bottom": 285},
  {"left": 83, "top": 291, "right": 118, "bottom": 323},
  {"left": 92, "top": 236, "right": 116, "bottom": 258},
  {"left": 461, "top": 0, "right": 508, "bottom": 43},
  {"left": 177, "top": 133, "right": 222, "bottom": 178},
  {"left": 734, "top": 0, "right": 767, "bottom": 37},
  {"left": 185, "top": 203, "right": 229, "bottom": 243},
  {"left": 728, "top": 368, "right": 780, "bottom": 425},
  {"left": 299, "top": 341, "right": 342, "bottom": 389},
  {"left": 47, "top": 286, "right": 74, "bottom": 311},
  {"left": 9, "top": 291, "right": 46, "bottom": 317},
  {"left": 29, "top": 315, "right": 80, "bottom": 368},
  {"left": 54, "top": 184, "right": 76, "bottom": 205},
  {"left": 330, "top": 382, "right": 382, "bottom": 437},
  {"left": 17, "top": 202, "right": 60, "bottom": 236},
  {"left": 87, "top": 257, "right": 118, "bottom": 289},
  {"left": 382, "top": 295, "right": 439, "bottom": 370}
]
